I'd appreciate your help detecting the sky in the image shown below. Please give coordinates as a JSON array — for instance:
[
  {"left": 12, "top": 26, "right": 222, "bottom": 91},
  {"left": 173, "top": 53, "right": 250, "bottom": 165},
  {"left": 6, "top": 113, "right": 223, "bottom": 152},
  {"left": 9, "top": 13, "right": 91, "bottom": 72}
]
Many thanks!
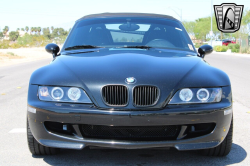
[{"left": 0, "top": 0, "right": 249, "bottom": 32}]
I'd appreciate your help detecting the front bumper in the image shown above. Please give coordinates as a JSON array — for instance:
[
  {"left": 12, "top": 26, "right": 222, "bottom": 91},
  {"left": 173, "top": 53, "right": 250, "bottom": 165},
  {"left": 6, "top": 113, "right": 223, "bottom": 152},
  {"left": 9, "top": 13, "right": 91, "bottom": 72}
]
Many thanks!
[{"left": 27, "top": 103, "right": 232, "bottom": 151}]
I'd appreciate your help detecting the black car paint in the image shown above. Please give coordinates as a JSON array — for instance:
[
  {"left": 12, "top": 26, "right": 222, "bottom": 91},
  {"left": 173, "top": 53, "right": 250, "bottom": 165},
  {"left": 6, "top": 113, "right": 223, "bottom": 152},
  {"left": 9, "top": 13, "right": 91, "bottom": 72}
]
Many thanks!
[
  {"left": 30, "top": 48, "right": 230, "bottom": 109},
  {"left": 27, "top": 84, "right": 232, "bottom": 149},
  {"left": 27, "top": 13, "right": 232, "bottom": 150}
]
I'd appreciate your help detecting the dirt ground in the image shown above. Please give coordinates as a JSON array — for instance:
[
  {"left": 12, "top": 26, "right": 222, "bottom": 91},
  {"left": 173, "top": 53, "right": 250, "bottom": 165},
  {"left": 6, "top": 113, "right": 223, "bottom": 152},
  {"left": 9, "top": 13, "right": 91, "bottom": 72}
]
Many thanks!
[{"left": 0, "top": 47, "right": 51, "bottom": 67}]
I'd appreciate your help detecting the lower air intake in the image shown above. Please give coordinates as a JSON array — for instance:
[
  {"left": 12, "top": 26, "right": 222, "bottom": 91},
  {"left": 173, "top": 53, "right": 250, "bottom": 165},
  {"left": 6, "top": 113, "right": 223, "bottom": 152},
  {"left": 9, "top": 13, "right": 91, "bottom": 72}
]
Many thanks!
[{"left": 80, "top": 125, "right": 180, "bottom": 141}]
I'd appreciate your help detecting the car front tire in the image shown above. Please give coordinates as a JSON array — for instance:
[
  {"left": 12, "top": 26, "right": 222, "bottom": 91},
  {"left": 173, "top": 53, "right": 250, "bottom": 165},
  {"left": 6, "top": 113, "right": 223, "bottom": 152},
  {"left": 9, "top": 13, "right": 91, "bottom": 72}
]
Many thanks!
[
  {"left": 201, "top": 117, "right": 233, "bottom": 156},
  {"left": 27, "top": 119, "right": 60, "bottom": 155}
]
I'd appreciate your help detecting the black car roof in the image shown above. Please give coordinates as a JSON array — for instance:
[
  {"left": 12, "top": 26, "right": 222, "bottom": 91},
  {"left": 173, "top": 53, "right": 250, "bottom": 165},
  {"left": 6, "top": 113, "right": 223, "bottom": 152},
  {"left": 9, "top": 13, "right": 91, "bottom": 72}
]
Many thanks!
[{"left": 77, "top": 13, "right": 177, "bottom": 22}]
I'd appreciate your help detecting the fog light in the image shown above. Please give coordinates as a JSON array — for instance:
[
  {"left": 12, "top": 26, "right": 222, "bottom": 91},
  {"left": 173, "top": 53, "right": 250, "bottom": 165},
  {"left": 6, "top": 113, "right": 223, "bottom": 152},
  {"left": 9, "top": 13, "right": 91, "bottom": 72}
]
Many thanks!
[
  {"left": 63, "top": 124, "right": 67, "bottom": 130},
  {"left": 224, "top": 108, "right": 232, "bottom": 115}
]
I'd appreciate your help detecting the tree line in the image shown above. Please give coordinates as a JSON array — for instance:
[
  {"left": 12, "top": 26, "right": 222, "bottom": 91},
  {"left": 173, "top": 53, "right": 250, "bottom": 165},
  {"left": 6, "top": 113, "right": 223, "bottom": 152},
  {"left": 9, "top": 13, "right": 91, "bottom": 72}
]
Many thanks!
[
  {"left": 0, "top": 26, "right": 71, "bottom": 41},
  {"left": 182, "top": 9, "right": 250, "bottom": 44}
]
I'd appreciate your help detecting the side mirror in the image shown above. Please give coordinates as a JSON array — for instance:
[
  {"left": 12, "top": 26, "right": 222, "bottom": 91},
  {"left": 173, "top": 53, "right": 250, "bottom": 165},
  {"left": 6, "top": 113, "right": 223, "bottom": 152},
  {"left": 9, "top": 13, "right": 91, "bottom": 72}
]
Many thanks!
[
  {"left": 198, "top": 45, "right": 213, "bottom": 58},
  {"left": 45, "top": 43, "right": 60, "bottom": 58}
]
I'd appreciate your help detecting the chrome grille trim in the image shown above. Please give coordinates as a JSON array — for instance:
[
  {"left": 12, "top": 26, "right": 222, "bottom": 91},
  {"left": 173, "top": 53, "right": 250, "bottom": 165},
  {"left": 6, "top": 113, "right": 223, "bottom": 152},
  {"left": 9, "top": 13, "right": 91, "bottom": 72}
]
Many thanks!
[
  {"left": 133, "top": 86, "right": 159, "bottom": 107},
  {"left": 102, "top": 85, "right": 128, "bottom": 106}
]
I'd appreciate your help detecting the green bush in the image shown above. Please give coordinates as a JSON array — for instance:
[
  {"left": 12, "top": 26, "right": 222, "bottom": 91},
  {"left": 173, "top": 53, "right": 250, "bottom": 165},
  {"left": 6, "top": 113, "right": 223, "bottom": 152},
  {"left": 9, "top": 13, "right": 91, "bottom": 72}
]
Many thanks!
[
  {"left": 221, "top": 46, "right": 228, "bottom": 52},
  {"left": 228, "top": 43, "right": 234, "bottom": 49},
  {"left": 9, "top": 31, "right": 19, "bottom": 41},
  {"left": 234, "top": 44, "right": 240, "bottom": 49},
  {"left": 213, "top": 45, "right": 228, "bottom": 52},
  {"left": 232, "top": 49, "right": 239, "bottom": 53}
]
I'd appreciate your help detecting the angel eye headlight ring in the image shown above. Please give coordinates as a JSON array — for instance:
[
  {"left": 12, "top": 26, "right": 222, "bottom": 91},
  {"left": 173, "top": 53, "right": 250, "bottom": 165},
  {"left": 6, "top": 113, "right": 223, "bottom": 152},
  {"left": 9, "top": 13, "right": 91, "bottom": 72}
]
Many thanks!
[
  {"left": 179, "top": 88, "right": 193, "bottom": 102},
  {"left": 51, "top": 87, "right": 64, "bottom": 100},
  {"left": 197, "top": 88, "right": 210, "bottom": 101},
  {"left": 67, "top": 87, "right": 81, "bottom": 100}
]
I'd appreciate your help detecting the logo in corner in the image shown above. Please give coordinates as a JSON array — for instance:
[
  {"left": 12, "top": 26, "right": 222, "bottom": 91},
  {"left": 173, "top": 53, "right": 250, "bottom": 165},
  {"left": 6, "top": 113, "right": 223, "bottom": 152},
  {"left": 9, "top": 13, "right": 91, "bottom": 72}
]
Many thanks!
[
  {"left": 214, "top": 3, "right": 244, "bottom": 33},
  {"left": 125, "top": 77, "right": 136, "bottom": 84}
]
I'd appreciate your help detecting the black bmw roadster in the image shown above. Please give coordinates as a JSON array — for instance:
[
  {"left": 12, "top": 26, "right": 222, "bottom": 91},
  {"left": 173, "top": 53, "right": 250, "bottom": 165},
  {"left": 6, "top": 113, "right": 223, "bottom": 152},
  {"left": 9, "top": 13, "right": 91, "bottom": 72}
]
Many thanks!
[{"left": 27, "top": 13, "right": 233, "bottom": 156}]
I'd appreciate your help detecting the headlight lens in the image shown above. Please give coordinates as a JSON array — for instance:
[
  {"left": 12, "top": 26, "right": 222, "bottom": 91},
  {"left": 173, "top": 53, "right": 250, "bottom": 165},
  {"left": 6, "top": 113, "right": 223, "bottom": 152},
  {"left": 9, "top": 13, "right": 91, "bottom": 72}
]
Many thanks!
[
  {"left": 51, "top": 87, "right": 64, "bottom": 100},
  {"left": 68, "top": 87, "right": 81, "bottom": 100},
  {"left": 179, "top": 88, "right": 193, "bottom": 101},
  {"left": 197, "top": 88, "right": 209, "bottom": 101},
  {"left": 169, "top": 87, "right": 222, "bottom": 104},
  {"left": 38, "top": 86, "right": 92, "bottom": 103}
]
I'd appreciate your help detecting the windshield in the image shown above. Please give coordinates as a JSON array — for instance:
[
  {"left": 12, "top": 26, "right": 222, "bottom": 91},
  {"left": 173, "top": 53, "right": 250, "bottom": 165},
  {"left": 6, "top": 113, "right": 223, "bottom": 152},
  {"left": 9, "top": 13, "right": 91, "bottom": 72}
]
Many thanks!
[{"left": 63, "top": 17, "right": 195, "bottom": 52}]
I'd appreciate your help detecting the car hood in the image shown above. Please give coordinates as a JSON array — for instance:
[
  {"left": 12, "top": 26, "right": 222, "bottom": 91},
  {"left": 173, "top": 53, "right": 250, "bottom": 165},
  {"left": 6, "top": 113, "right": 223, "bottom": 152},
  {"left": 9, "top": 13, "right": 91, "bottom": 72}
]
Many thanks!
[{"left": 30, "top": 49, "right": 230, "bottom": 109}]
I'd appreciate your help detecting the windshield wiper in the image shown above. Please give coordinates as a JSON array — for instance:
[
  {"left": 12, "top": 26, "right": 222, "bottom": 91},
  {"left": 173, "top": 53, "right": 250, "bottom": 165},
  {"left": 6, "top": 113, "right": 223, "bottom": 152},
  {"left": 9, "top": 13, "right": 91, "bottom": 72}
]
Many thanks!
[
  {"left": 64, "top": 45, "right": 102, "bottom": 50},
  {"left": 121, "top": 45, "right": 152, "bottom": 49}
]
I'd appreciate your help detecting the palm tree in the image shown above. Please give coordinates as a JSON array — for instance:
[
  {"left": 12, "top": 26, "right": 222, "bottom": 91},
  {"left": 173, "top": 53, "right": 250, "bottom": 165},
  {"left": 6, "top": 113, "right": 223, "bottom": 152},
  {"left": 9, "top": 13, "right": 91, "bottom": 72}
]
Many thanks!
[
  {"left": 21, "top": 28, "right": 24, "bottom": 31},
  {"left": 37, "top": 27, "right": 41, "bottom": 35},
  {"left": 30, "top": 27, "right": 34, "bottom": 35},
  {"left": 25, "top": 26, "right": 29, "bottom": 33},
  {"left": 3, "top": 26, "right": 9, "bottom": 35},
  {"left": 34, "top": 27, "right": 38, "bottom": 34},
  {"left": 51, "top": 26, "right": 54, "bottom": 32}
]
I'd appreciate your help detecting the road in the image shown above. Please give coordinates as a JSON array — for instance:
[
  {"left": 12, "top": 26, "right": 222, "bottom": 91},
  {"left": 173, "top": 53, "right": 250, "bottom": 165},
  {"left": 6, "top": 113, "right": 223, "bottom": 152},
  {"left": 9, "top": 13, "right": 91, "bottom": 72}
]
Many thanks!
[{"left": 0, "top": 52, "right": 249, "bottom": 165}]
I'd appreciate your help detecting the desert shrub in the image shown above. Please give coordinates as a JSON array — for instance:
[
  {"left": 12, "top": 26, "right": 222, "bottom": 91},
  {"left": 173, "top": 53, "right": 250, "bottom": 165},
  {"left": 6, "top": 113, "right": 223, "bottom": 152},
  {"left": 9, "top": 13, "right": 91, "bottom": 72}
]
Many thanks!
[
  {"left": 0, "top": 41, "right": 10, "bottom": 49},
  {"left": 17, "top": 34, "right": 33, "bottom": 47},
  {"left": 7, "top": 52, "right": 15, "bottom": 56},
  {"left": 17, "top": 34, "right": 47, "bottom": 47},
  {"left": 10, "top": 42, "right": 22, "bottom": 48},
  {"left": 0, "top": 52, "right": 22, "bottom": 59}
]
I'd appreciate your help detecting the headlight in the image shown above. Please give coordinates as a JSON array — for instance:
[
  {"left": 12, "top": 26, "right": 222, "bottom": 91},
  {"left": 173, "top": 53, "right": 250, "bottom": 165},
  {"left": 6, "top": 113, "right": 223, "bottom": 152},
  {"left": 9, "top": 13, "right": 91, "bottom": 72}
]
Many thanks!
[
  {"left": 179, "top": 88, "right": 193, "bottom": 101},
  {"left": 68, "top": 87, "right": 81, "bottom": 100},
  {"left": 197, "top": 88, "right": 209, "bottom": 101},
  {"left": 51, "top": 87, "right": 64, "bottom": 100},
  {"left": 169, "top": 87, "right": 222, "bottom": 104},
  {"left": 38, "top": 86, "right": 92, "bottom": 103}
]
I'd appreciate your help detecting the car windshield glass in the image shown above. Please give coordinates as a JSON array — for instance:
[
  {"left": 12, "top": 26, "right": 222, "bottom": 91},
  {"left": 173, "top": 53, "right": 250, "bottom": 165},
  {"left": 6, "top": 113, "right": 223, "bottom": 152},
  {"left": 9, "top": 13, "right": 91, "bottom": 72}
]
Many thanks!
[{"left": 63, "top": 17, "right": 195, "bottom": 52}]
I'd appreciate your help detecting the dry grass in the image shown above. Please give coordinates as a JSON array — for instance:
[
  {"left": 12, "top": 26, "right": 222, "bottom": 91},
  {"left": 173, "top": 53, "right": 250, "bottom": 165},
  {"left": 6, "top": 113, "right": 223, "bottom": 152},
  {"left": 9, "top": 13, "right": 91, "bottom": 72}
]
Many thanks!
[{"left": 0, "top": 52, "right": 23, "bottom": 59}]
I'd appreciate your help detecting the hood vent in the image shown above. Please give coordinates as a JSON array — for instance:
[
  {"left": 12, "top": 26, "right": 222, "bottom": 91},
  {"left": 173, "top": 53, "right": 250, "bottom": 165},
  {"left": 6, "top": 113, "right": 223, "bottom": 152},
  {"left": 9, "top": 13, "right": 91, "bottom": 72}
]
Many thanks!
[
  {"left": 133, "top": 86, "right": 159, "bottom": 107},
  {"left": 102, "top": 85, "right": 128, "bottom": 106}
]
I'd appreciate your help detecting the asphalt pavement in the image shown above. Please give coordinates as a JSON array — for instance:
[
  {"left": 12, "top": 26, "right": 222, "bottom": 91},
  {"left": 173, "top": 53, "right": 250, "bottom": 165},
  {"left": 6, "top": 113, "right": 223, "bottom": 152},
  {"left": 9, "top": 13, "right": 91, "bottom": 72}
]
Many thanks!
[{"left": 0, "top": 52, "right": 249, "bottom": 165}]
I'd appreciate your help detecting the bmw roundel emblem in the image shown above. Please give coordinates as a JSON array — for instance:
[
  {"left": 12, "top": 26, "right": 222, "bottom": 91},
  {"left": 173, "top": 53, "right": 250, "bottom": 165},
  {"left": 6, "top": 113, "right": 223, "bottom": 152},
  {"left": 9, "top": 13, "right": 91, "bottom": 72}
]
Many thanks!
[{"left": 125, "top": 77, "right": 136, "bottom": 84}]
